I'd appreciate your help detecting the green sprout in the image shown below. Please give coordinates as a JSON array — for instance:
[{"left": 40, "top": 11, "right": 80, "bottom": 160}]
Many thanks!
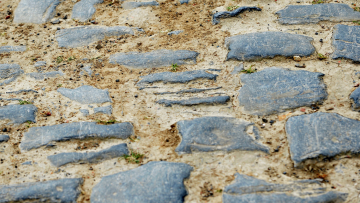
[
  {"left": 19, "top": 100, "right": 32, "bottom": 105},
  {"left": 241, "top": 65, "right": 256, "bottom": 74},
  {"left": 56, "top": 56, "right": 63, "bottom": 63},
  {"left": 171, "top": 63, "right": 178, "bottom": 72},
  {"left": 317, "top": 53, "right": 327, "bottom": 60},
  {"left": 227, "top": 5, "right": 239, "bottom": 11}
]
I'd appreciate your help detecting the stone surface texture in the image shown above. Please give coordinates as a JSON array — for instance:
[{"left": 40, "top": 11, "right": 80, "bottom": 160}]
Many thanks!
[
  {"left": 0, "top": 105, "right": 37, "bottom": 124},
  {"left": 0, "top": 46, "right": 26, "bottom": 54},
  {"left": 94, "top": 105, "right": 112, "bottom": 115},
  {"left": 28, "top": 71, "right": 64, "bottom": 80},
  {"left": 0, "top": 135, "right": 9, "bottom": 143},
  {"left": 332, "top": 24, "right": 360, "bottom": 62},
  {"left": 14, "top": 0, "right": 61, "bottom": 24},
  {"left": 212, "top": 6, "right": 261, "bottom": 25},
  {"left": 72, "top": 0, "right": 104, "bottom": 22},
  {"left": 350, "top": 86, "right": 360, "bottom": 111},
  {"left": 57, "top": 85, "right": 111, "bottom": 104},
  {"left": 0, "top": 64, "right": 24, "bottom": 86},
  {"left": 156, "top": 96, "right": 230, "bottom": 107}
]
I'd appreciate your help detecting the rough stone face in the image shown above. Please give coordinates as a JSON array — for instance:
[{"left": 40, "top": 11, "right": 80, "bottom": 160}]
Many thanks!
[
  {"left": 14, "top": 0, "right": 61, "bottom": 24},
  {"left": 225, "top": 32, "right": 315, "bottom": 61},
  {"left": 332, "top": 24, "right": 360, "bottom": 62},
  {"left": 155, "top": 87, "right": 222, "bottom": 95},
  {"left": 167, "top": 30, "right": 183, "bottom": 36},
  {"left": 286, "top": 112, "right": 360, "bottom": 167},
  {"left": 0, "top": 135, "right": 9, "bottom": 143},
  {"left": 28, "top": 71, "right": 64, "bottom": 80},
  {"left": 176, "top": 117, "right": 269, "bottom": 154},
  {"left": 156, "top": 96, "right": 230, "bottom": 107},
  {"left": 58, "top": 85, "right": 111, "bottom": 104},
  {"left": 56, "top": 26, "right": 134, "bottom": 48},
  {"left": 0, "top": 64, "right": 24, "bottom": 86},
  {"left": 0, "top": 178, "right": 83, "bottom": 203},
  {"left": 231, "top": 63, "right": 244, "bottom": 75},
  {"left": 0, "top": 105, "right": 37, "bottom": 124},
  {"left": 238, "top": 67, "right": 327, "bottom": 116},
  {"left": 137, "top": 70, "right": 217, "bottom": 86},
  {"left": 121, "top": 1, "right": 159, "bottom": 9},
  {"left": 48, "top": 143, "right": 128, "bottom": 167},
  {"left": 350, "top": 86, "right": 360, "bottom": 111},
  {"left": 91, "top": 161, "right": 192, "bottom": 203},
  {"left": 94, "top": 105, "right": 112, "bottom": 115},
  {"left": 212, "top": 6, "right": 261, "bottom": 25},
  {"left": 72, "top": 0, "right": 103, "bottom": 22},
  {"left": 34, "top": 61, "right": 46, "bottom": 67},
  {"left": 109, "top": 50, "right": 199, "bottom": 69},
  {"left": 223, "top": 173, "right": 348, "bottom": 203},
  {"left": 0, "top": 46, "right": 26, "bottom": 54},
  {"left": 276, "top": 3, "right": 360, "bottom": 25},
  {"left": 20, "top": 122, "right": 134, "bottom": 151}
]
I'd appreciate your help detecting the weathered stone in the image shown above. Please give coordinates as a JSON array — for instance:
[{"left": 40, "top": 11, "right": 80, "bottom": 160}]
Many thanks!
[
  {"left": 0, "top": 105, "right": 37, "bottom": 124},
  {"left": 137, "top": 70, "right": 217, "bottom": 86},
  {"left": 350, "top": 86, "right": 360, "bottom": 111},
  {"left": 238, "top": 67, "right": 327, "bottom": 116},
  {"left": 167, "top": 30, "right": 183, "bottom": 36},
  {"left": 80, "top": 109, "right": 90, "bottom": 116},
  {"left": 0, "top": 46, "right": 26, "bottom": 54},
  {"left": 122, "top": 1, "right": 159, "bottom": 9},
  {"left": 0, "top": 135, "right": 9, "bottom": 143},
  {"left": 0, "top": 64, "right": 24, "bottom": 86},
  {"left": 276, "top": 3, "right": 360, "bottom": 25},
  {"left": 34, "top": 61, "right": 46, "bottom": 67},
  {"left": 176, "top": 117, "right": 269, "bottom": 154},
  {"left": 14, "top": 0, "right": 61, "bottom": 24},
  {"left": 223, "top": 173, "right": 348, "bottom": 203},
  {"left": 231, "top": 63, "right": 244, "bottom": 75},
  {"left": 225, "top": 32, "right": 315, "bottom": 61},
  {"left": 94, "top": 105, "right": 112, "bottom": 115},
  {"left": 110, "top": 50, "right": 199, "bottom": 69},
  {"left": 212, "top": 6, "right": 261, "bottom": 25},
  {"left": 48, "top": 143, "right": 128, "bottom": 167},
  {"left": 332, "top": 24, "right": 360, "bottom": 62},
  {"left": 286, "top": 112, "right": 360, "bottom": 167},
  {"left": 0, "top": 178, "right": 83, "bottom": 202},
  {"left": 6, "top": 89, "right": 38, "bottom": 94},
  {"left": 91, "top": 161, "right": 192, "bottom": 203},
  {"left": 155, "top": 87, "right": 222, "bottom": 95},
  {"left": 20, "top": 122, "right": 133, "bottom": 151},
  {"left": 56, "top": 26, "right": 134, "bottom": 48},
  {"left": 156, "top": 96, "right": 230, "bottom": 107},
  {"left": 58, "top": 85, "right": 111, "bottom": 104},
  {"left": 72, "top": 0, "right": 103, "bottom": 22},
  {"left": 28, "top": 71, "right": 64, "bottom": 80}
]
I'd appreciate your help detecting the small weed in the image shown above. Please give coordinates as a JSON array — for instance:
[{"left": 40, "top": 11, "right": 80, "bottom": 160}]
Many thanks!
[
  {"left": 121, "top": 150, "right": 144, "bottom": 164},
  {"left": 227, "top": 5, "right": 239, "bottom": 11},
  {"left": 317, "top": 53, "right": 327, "bottom": 60},
  {"left": 312, "top": 0, "right": 325, "bottom": 4},
  {"left": 241, "top": 65, "right": 256, "bottom": 74},
  {"left": 57, "top": 84, "right": 62, "bottom": 87},
  {"left": 354, "top": 7, "right": 360, "bottom": 12},
  {"left": 171, "top": 63, "right": 178, "bottom": 72},
  {"left": 96, "top": 119, "right": 117, "bottom": 125},
  {"left": 353, "top": 21, "right": 360, "bottom": 25},
  {"left": 56, "top": 56, "right": 63, "bottom": 63},
  {"left": 19, "top": 100, "right": 32, "bottom": 105},
  {"left": 67, "top": 56, "right": 76, "bottom": 61},
  {"left": 26, "top": 121, "right": 32, "bottom": 124},
  {"left": 216, "top": 189, "right": 223, "bottom": 193}
]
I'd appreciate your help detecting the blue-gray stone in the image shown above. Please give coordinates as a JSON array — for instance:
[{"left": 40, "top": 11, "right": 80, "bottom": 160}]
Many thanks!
[
  {"left": 225, "top": 32, "right": 315, "bottom": 61},
  {"left": 156, "top": 96, "right": 230, "bottom": 107},
  {"left": 91, "top": 161, "right": 192, "bottom": 203},
  {"left": 0, "top": 105, "right": 37, "bottom": 124},
  {"left": 72, "top": 0, "right": 104, "bottom": 22},
  {"left": 231, "top": 63, "right": 244, "bottom": 75},
  {"left": 212, "top": 6, "right": 261, "bottom": 25},
  {"left": 155, "top": 87, "right": 222, "bottom": 95},
  {"left": 28, "top": 71, "right": 64, "bottom": 80},
  {"left": 34, "top": 61, "right": 46, "bottom": 67},
  {"left": 286, "top": 112, "right": 360, "bottom": 167},
  {"left": 80, "top": 109, "right": 89, "bottom": 116},
  {"left": 0, "top": 46, "right": 26, "bottom": 54},
  {"left": 180, "top": 0, "right": 190, "bottom": 4},
  {"left": 0, "top": 64, "right": 24, "bottom": 86},
  {"left": 332, "top": 24, "right": 360, "bottom": 62},
  {"left": 276, "top": 3, "right": 360, "bottom": 25},
  {"left": 48, "top": 143, "right": 128, "bottom": 167},
  {"left": 57, "top": 85, "right": 111, "bottom": 104},
  {"left": 176, "top": 117, "right": 269, "bottom": 154},
  {"left": 0, "top": 135, "right": 9, "bottom": 143},
  {"left": 20, "top": 122, "right": 133, "bottom": 151},
  {"left": 6, "top": 89, "right": 38, "bottom": 94},
  {"left": 350, "top": 86, "right": 360, "bottom": 111},
  {"left": 238, "top": 67, "right": 327, "bottom": 116},
  {"left": 137, "top": 70, "right": 217, "bottom": 86},
  {"left": 122, "top": 1, "right": 159, "bottom": 9},
  {"left": 167, "top": 30, "right": 183, "bottom": 36},
  {"left": 14, "top": 0, "right": 61, "bottom": 24},
  {"left": 110, "top": 50, "right": 199, "bottom": 69},
  {"left": 21, "top": 161, "right": 32, "bottom": 165},
  {"left": 56, "top": 26, "right": 134, "bottom": 48},
  {"left": 94, "top": 105, "right": 112, "bottom": 115},
  {"left": 0, "top": 178, "right": 83, "bottom": 203},
  {"left": 80, "top": 65, "right": 92, "bottom": 76},
  {"left": 223, "top": 173, "right": 347, "bottom": 203}
]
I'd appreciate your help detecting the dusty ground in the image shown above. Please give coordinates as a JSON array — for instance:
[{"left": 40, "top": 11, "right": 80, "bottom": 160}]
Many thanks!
[{"left": 1, "top": 0, "right": 360, "bottom": 202}]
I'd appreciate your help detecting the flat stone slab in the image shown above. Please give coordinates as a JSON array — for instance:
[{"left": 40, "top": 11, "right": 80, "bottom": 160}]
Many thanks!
[
  {"left": 0, "top": 46, "right": 26, "bottom": 54},
  {"left": 20, "top": 122, "right": 134, "bottom": 151},
  {"left": 332, "top": 24, "right": 360, "bottom": 62},
  {"left": 0, "top": 105, "right": 37, "bottom": 124},
  {"left": 91, "top": 161, "right": 192, "bottom": 203},
  {"left": 225, "top": 32, "right": 315, "bottom": 61},
  {"left": 28, "top": 71, "right": 64, "bottom": 80},
  {"left": 276, "top": 3, "right": 360, "bottom": 25},
  {"left": 0, "top": 135, "right": 9, "bottom": 143},
  {"left": 137, "top": 70, "right": 217, "bottom": 86},
  {"left": 72, "top": 0, "right": 103, "bottom": 22},
  {"left": 223, "top": 173, "right": 348, "bottom": 203},
  {"left": 58, "top": 85, "right": 111, "bottom": 104},
  {"left": 286, "top": 112, "right": 360, "bottom": 167},
  {"left": 156, "top": 96, "right": 230, "bottom": 107},
  {"left": 56, "top": 26, "right": 134, "bottom": 48},
  {"left": 0, "top": 64, "right": 24, "bottom": 86},
  {"left": 110, "top": 50, "right": 199, "bottom": 69},
  {"left": 238, "top": 67, "right": 327, "bottom": 116},
  {"left": 0, "top": 178, "right": 83, "bottom": 202},
  {"left": 14, "top": 0, "right": 61, "bottom": 24},
  {"left": 155, "top": 87, "right": 222, "bottom": 95},
  {"left": 350, "top": 86, "right": 360, "bottom": 111},
  {"left": 212, "top": 6, "right": 261, "bottom": 25},
  {"left": 94, "top": 105, "right": 112, "bottom": 115},
  {"left": 48, "top": 143, "right": 128, "bottom": 167},
  {"left": 176, "top": 117, "right": 269, "bottom": 154},
  {"left": 122, "top": 1, "right": 159, "bottom": 9}
]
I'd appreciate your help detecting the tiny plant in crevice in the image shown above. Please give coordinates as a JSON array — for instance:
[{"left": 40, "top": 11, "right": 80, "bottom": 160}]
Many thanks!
[
  {"left": 19, "top": 100, "right": 32, "bottom": 105},
  {"left": 227, "top": 5, "right": 239, "bottom": 11},
  {"left": 353, "top": 7, "right": 360, "bottom": 12},
  {"left": 312, "top": 0, "right": 325, "bottom": 4},
  {"left": 171, "top": 63, "right": 178, "bottom": 72},
  {"left": 96, "top": 119, "right": 117, "bottom": 125},
  {"left": 353, "top": 21, "right": 360, "bottom": 25},
  {"left": 317, "top": 53, "right": 327, "bottom": 60},
  {"left": 241, "top": 65, "right": 256, "bottom": 74},
  {"left": 57, "top": 84, "right": 62, "bottom": 87},
  {"left": 67, "top": 56, "right": 76, "bottom": 61},
  {"left": 121, "top": 150, "right": 144, "bottom": 164},
  {"left": 56, "top": 56, "right": 63, "bottom": 63}
]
